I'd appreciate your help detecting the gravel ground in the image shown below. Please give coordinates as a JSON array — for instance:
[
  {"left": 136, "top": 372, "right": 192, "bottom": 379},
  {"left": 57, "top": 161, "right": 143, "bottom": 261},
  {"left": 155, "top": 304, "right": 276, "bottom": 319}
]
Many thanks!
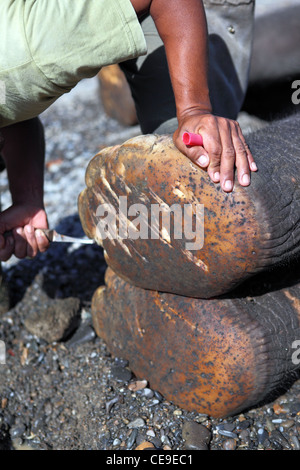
[{"left": 1, "top": 0, "right": 300, "bottom": 452}]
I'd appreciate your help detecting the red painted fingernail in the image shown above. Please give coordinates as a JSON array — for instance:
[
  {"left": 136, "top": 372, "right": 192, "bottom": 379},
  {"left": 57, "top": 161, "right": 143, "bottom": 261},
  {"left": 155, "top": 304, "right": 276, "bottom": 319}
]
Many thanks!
[{"left": 182, "top": 132, "right": 204, "bottom": 147}]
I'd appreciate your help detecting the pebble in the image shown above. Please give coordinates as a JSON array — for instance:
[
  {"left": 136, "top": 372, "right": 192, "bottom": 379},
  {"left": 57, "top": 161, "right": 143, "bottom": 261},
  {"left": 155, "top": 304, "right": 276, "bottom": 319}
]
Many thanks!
[
  {"left": 140, "top": 388, "right": 154, "bottom": 399},
  {"left": 257, "top": 428, "right": 269, "bottom": 444},
  {"left": 270, "top": 430, "right": 291, "bottom": 449},
  {"left": 217, "top": 429, "right": 238, "bottom": 439},
  {"left": 66, "top": 323, "right": 96, "bottom": 348},
  {"left": 239, "top": 429, "right": 250, "bottom": 445},
  {"left": 135, "top": 441, "right": 155, "bottom": 450},
  {"left": 9, "top": 424, "right": 26, "bottom": 439},
  {"left": 222, "top": 438, "right": 237, "bottom": 450},
  {"left": 182, "top": 421, "right": 211, "bottom": 450},
  {"left": 127, "top": 429, "right": 138, "bottom": 449},
  {"left": 24, "top": 287, "right": 81, "bottom": 343},
  {"left": 290, "top": 435, "right": 300, "bottom": 450},
  {"left": 128, "top": 380, "right": 148, "bottom": 392},
  {"left": 111, "top": 365, "right": 132, "bottom": 383},
  {"left": 280, "top": 419, "right": 295, "bottom": 429},
  {"left": 128, "top": 418, "right": 145, "bottom": 429}
]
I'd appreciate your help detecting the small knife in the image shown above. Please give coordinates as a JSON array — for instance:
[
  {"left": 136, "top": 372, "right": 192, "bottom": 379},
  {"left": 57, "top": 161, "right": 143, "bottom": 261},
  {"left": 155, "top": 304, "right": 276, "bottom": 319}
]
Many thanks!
[{"left": 40, "top": 229, "right": 95, "bottom": 245}]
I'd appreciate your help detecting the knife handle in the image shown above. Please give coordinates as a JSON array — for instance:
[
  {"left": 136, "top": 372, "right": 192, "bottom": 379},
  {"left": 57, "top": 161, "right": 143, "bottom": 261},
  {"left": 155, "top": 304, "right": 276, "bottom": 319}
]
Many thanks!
[{"left": 182, "top": 132, "right": 204, "bottom": 147}]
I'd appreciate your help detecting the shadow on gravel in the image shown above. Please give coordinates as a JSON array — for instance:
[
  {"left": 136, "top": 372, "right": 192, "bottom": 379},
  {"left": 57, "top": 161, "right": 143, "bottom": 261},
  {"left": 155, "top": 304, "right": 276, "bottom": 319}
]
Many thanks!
[{"left": 3, "top": 213, "right": 107, "bottom": 309}]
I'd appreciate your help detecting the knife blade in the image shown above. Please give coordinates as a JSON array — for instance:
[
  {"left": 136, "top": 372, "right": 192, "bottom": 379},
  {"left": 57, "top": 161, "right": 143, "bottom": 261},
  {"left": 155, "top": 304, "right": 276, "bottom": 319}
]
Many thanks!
[{"left": 40, "top": 229, "right": 95, "bottom": 244}]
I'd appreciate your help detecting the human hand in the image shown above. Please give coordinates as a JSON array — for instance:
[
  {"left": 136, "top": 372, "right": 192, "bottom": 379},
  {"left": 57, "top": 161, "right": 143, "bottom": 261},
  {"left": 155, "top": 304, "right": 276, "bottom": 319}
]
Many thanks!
[
  {"left": 0, "top": 204, "right": 50, "bottom": 261},
  {"left": 174, "top": 111, "right": 257, "bottom": 192}
]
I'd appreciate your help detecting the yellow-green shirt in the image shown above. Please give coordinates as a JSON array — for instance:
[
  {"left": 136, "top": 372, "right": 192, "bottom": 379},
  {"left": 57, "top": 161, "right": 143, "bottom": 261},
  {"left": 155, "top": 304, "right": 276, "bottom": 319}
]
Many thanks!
[{"left": 0, "top": 0, "right": 147, "bottom": 128}]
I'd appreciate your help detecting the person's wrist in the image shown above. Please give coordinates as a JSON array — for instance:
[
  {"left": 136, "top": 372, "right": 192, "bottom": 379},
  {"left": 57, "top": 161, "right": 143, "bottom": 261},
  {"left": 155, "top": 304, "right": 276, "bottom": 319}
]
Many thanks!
[
  {"left": 11, "top": 185, "right": 44, "bottom": 208},
  {"left": 177, "top": 103, "right": 213, "bottom": 123}
]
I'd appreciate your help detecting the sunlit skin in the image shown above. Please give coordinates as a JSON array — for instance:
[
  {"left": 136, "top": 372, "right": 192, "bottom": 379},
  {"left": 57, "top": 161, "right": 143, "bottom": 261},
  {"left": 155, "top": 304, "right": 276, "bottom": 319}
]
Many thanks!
[{"left": 0, "top": 0, "right": 256, "bottom": 261}]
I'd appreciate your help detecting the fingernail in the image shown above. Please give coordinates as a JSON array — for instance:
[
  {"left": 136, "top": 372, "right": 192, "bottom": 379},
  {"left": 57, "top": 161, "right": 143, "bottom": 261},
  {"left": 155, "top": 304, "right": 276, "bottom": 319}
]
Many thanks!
[
  {"left": 224, "top": 180, "right": 233, "bottom": 191},
  {"left": 25, "top": 225, "right": 33, "bottom": 234},
  {"left": 196, "top": 155, "right": 209, "bottom": 167},
  {"left": 242, "top": 174, "right": 250, "bottom": 185},
  {"left": 35, "top": 229, "right": 44, "bottom": 239},
  {"left": 251, "top": 162, "right": 258, "bottom": 171},
  {"left": 214, "top": 172, "right": 220, "bottom": 181}
]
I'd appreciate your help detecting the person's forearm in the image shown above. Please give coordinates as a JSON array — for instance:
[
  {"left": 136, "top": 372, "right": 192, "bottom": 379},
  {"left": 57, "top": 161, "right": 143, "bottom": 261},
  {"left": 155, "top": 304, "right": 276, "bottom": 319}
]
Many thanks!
[
  {"left": 1, "top": 118, "right": 45, "bottom": 207},
  {"left": 149, "top": 0, "right": 211, "bottom": 119},
  {"left": 131, "top": 0, "right": 211, "bottom": 117}
]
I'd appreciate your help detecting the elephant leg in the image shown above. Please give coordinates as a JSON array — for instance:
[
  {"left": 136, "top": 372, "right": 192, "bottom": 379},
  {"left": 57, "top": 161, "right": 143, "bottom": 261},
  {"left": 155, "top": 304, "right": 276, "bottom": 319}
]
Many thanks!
[{"left": 91, "top": 267, "right": 300, "bottom": 418}]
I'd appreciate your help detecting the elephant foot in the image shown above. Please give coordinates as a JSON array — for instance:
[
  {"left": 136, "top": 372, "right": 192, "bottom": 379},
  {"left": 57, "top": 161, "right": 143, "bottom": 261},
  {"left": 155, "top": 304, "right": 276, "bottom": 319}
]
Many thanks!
[
  {"left": 79, "top": 115, "right": 300, "bottom": 299},
  {"left": 92, "top": 268, "right": 300, "bottom": 418}
]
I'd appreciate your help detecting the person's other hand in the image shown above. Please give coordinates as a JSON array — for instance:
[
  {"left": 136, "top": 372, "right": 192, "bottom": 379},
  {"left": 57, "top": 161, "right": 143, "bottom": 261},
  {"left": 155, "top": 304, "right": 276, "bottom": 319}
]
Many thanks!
[
  {"left": 0, "top": 204, "right": 49, "bottom": 261},
  {"left": 174, "top": 111, "right": 257, "bottom": 192}
]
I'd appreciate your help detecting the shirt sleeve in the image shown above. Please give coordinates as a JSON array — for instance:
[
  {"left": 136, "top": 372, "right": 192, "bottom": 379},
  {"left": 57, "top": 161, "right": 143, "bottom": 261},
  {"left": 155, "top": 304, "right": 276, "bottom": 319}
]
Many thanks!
[
  {"left": 0, "top": 0, "right": 147, "bottom": 127},
  {"left": 24, "top": 0, "right": 147, "bottom": 90}
]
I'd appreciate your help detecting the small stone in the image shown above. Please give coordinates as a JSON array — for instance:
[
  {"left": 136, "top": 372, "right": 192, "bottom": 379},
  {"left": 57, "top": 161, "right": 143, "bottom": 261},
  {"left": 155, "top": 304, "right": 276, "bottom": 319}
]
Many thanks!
[
  {"left": 239, "top": 429, "right": 250, "bottom": 444},
  {"left": 140, "top": 388, "right": 154, "bottom": 399},
  {"left": 173, "top": 410, "right": 182, "bottom": 416},
  {"left": 9, "top": 424, "right": 26, "bottom": 439},
  {"left": 217, "top": 429, "right": 238, "bottom": 439},
  {"left": 128, "top": 418, "right": 145, "bottom": 429},
  {"left": 66, "top": 322, "right": 96, "bottom": 348},
  {"left": 182, "top": 421, "right": 211, "bottom": 451},
  {"left": 222, "top": 438, "right": 237, "bottom": 450},
  {"left": 280, "top": 419, "right": 295, "bottom": 429},
  {"left": 290, "top": 435, "right": 300, "bottom": 450},
  {"left": 135, "top": 441, "right": 155, "bottom": 450},
  {"left": 161, "top": 435, "right": 172, "bottom": 447},
  {"left": 111, "top": 365, "right": 132, "bottom": 383},
  {"left": 257, "top": 428, "right": 269, "bottom": 444},
  {"left": 270, "top": 429, "right": 291, "bottom": 449},
  {"left": 163, "top": 445, "right": 172, "bottom": 451},
  {"left": 24, "top": 295, "right": 81, "bottom": 343},
  {"left": 113, "top": 438, "right": 121, "bottom": 447},
  {"left": 273, "top": 403, "right": 288, "bottom": 415},
  {"left": 127, "top": 429, "right": 138, "bottom": 449},
  {"left": 128, "top": 380, "right": 148, "bottom": 392}
]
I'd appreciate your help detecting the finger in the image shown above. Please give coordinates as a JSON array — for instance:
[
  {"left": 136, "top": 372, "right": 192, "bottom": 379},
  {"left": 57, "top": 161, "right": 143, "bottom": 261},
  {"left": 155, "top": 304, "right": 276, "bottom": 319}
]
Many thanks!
[
  {"left": 35, "top": 229, "right": 50, "bottom": 253},
  {"left": 201, "top": 121, "right": 223, "bottom": 184},
  {"left": 231, "top": 123, "right": 252, "bottom": 187},
  {"left": 236, "top": 126, "right": 257, "bottom": 172},
  {"left": 216, "top": 121, "right": 236, "bottom": 192},
  {"left": 185, "top": 145, "right": 210, "bottom": 168},
  {"left": 0, "top": 235, "right": 15, "bottom": 262},
  {"left": 13, "top": 228, "right": 28, "bottom": 259},
  {"left": 24, "top": 225, "right": 39, "bottom": 258}
]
